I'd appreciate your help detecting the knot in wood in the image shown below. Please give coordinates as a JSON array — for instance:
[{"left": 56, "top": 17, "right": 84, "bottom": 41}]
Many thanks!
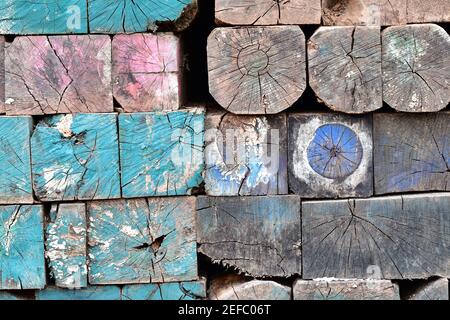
[
  {"left": 237, "top": 45, "right": 269, "bottom": 76},
  {"left": 307, "top": 124, "right": 363, "bottom": 179}
]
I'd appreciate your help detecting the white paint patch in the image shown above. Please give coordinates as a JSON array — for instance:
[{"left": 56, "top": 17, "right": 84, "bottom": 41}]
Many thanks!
[
  {"left": 56, "top": 114, "right": 73, "bottom": 138},
  {"left": 120, "top": 225, "right": 140, "bottom": 237}
]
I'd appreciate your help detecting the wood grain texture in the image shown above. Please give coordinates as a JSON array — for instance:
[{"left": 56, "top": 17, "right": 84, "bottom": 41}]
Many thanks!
[
  {"left": 119, "top": 109, "right": 204, "bottom": 198},
  {"left": 0, "top": 36, "right": 4, "bottom": 113},
  {"left": 288, "top": 113, "right": 373, "bottom": 198},
  {"left": 46, "top": 203, "right": 87, "bottom": 289},
  {"left": 374, "top": 113, "right": 449, "bottom": 195},
  {"left": 302, "top": 193, "right": 450, "bottom": 279},
  {"left": 31, "top": 114, "right": 121, "bottom": 202},
  {"left": 209, "top": 275, "right": 291, "bottom": 300},
  {"left": 382, "top": 24, "right": 450, "bottom": 112},
  {"left": 208, "top": 26, "right": 306, "bottom": 114},
  {"left": 0, "top": 116, "right": 33, "bottom": 204},
  {"left": 36, "top": 286, "right": 121, "bottom": 300},
  {"left": 0, "top": 205, "right": 45, "bottom": 289},
  {"left": 88, "top": 0, "right": 197, "bottom": 33},
  {"left": 5, "top": 35, "right": 112, "bottom": 115},
  {"left": 197, "top": 196, "right": 301, "bottom": 277},
  {"left": 122, "top": 279, "right": 206, "bottom": 300},
  {"left": 0, "top": 0, "right": 87, "bottom": 34},
  {"left": 308, "top": 26, "right": 382, "bottom": 113},
  {"left": 293, "top": 279, "right": 400, "bottom": 300},
  {"left": 406, "top": 0, "right": 450, "bottom": 23},
  {"left": 88, "top": 197, "right": 197, "bottom": 285},
  {"left": 204, "top": 111, "right": 287, "bottom": 196},
  {"left": 112, "top": 34, "right": 180, "bottom": 112},
  {"left": 406, "top": 278, "right": 449, "bottom": 300},
  {"left": 215, "top": 0, "right": 321, "bottom": 25}
]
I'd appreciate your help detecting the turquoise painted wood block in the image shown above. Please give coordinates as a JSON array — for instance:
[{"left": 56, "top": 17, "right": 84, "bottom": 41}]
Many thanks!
[
  {"left": 46, "top": 203, "right": 87, "bottom": 289},
  {"left": 122, "top": 279, "right": 206, "bottom": 300},
  {"left": 119, "top": 109, "right": 204, "bottom": 197},
  {"left": 88, "top": 197, "right": 197, "bottom": 284},
  {"left": 88, "top": 0, "right": 197, "bottom": 33},
  {"left": 0, "top": 116, "right": 33, "bottom": 204},
  {"left": 0, "top": 0, "right": 87, "bottom": 34},
  {"left": 31, "top": 114, "right": 121, "bottom": 201},
  {"left": 0, "top": 291, "right": 32, "bottom": 300},
  {"left": 0, "top": 205, "right": 45, "bottom": 289},
  {"left": 36, "top": 286, "right": 121, "bottom": 300}
]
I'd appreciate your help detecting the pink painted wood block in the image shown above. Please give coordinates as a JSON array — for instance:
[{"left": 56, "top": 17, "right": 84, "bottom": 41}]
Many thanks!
[
  {"left": 0, "top": 36, "right": 4, "bottom": 114},
  {"left": 112, "top": 34, "right": 180, "bottom": 112},
  {"left": 5, "top": 35, "right": 112, "bottom": 115}
]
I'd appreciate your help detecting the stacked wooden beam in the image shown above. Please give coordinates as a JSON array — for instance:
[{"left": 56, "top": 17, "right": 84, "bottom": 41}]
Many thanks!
[{"left": 0, "top": 0, "right": 449, "bottom": 301}]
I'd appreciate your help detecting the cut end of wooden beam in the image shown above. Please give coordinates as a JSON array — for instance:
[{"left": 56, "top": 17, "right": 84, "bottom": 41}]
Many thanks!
[
  {"left": 122, "top": 279, "right": 207, "bottom": 300},
  {"left": 0, "top": 36, "right": 4, "bottom": 114},
  {"left": 405, "top": 278, "right": 449, "bottom": 300}
]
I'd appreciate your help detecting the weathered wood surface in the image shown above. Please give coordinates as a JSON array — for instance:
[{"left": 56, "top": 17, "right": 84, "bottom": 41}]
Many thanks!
[
  {"left": 0, "top": 0, "right": 88, "bottom": 34},
  {"left": 322, "top": 0, "right": 450, "bottom": 25},
  {"left": 382, "top": 24, "right": 450, "bottom": 112},
  {"left": 406, "top": 278, "right": 449, "bottom": 300},
  {"left": 112, "top": 34, "right": 180, "bottom": 112},
  {"left": 0, "top": 116, "right": 33, "bottom": 204},
  {"left": 88, "top": 197, "right": 197, "bottom": 285},
  {"left": 46, "top": 203, "right": 87, "bottom": 289},
  {"left": 308, "top": 26, "right": 382, "bottom": 113},
  {"left": 122, "top": 279, "right": 207, "bottom": 300},
  {"left": 119, "top": 109, "right": 204, "bottom": 198},
  {"left": 204, "top": 111, "right": 287, "bottom": 196},
  {"left": 0, "top": 205, "right": 45, "bottom": 289},
  {"left": 5, "top": 35, "right": 112, "bottom": 115},
  {"left": 197, "top": 196, "right": 301, "bottom": 277},
  {"left": 374, "top": 113, "right": 450, "bottom": 194},
  {"left": 0, "top": 36, "right": 4, "bottom": 113},
  {"left": 215, "top": 0, "right": 321, "bottom": 25},
  {"left": 293, "top": 279, "right": 400, "bottom": 300},
  {"left": 36, "top": 286, "right": 121, "bottom": 300},
  {"left": 0, "top": 291, "right": 33, "bottom": 300},
  {"left": 207, "top": 26, "right": 306, "bottom": 114},
  {"left": 88, "top": 0, "right": 197, "bottom": 33},
  {"left": 302, "top": 193, "right": 450, "bottom": 279},
  {"left": 209, "top": 275, "right": 291, "bottom": 300},
  {"left": 288, "top": 113, "right": 373, "bottom": 198},
  {"left": 31, "top": 114, "right": 121, "bottom": 201}
]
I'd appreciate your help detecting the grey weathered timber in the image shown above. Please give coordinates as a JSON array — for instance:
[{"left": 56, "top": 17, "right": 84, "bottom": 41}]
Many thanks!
[
  {"left": 406, "top": 278, "right": 449, "bottom": 300},
  {"left": 204, "top": 111, "right": 288, "bottom": 196},
  {"left": 209, "top": 275, "right": 291, "bottom": 300},
  {"left": 293, "top": 279, "right": 400, "bottom": 300},
  {"left": 46, "top": 203, "right": 87, "bottom": 289},
  {"left": 302, "top": 193, "right": 450, "bottom": 279},
  {"left": 215, "top": 0, "right": 321, "bottom": 25},
  {"left": 197, "top": 196, "right": 301, "bottom": 277},
  {"left": 288, "top": 113, "right": 373, "bottom": 198},
  {"left": 374, "top": 113, "right": 450, "bottom": 194},
  {"left": 308, "top": 26, "right": 382, "bottom": 113},
  {"left": 0, "top": 36, "right": 4, "bottom": 113},
  {"left": 207, "top": 26, "right": 306, "bottom": 114},
  {"left": 406, "top": 0, "right": 450, "bottom": 23},
  {"left": 382, "top": 24, "right": 450, "bottom": 112}
]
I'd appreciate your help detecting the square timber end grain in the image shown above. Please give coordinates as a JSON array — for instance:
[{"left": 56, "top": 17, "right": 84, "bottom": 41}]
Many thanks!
[
  {"left": 35, "top": 286, "right": 121, "bottom": 300},
  {"left": 0, "top": 205, "right": 45, "bottom": 290},
  {"left": 302, "top": 193, "right": 450, "bottom": 280},
  {"left": 204, "top": 111, "right": 288, "bottom": 196},
  {"left": 112, "top": 33, "right": 181, "bottom": 112},
  {"left": 0, "top": 36, "right": 4, "bottom": 113},
  {"left": 31, "top": 113, "right": 121, "bottom": 202},
  {"left": 122, "top": 279, "right": 207, "bottom": 300},
  {"left": 119, "top": 109, "right": 204, "bottom": 198},
  {"left": 5, "top": 35, "right": 112, "bottom": 115},
  {"left": 196, "top": 195, "right": 301, "bottom": 278},
  {"left": 87, "top": 197, "right": 197, "bottom": 285},
  {"left": 0, "top": 0, "right": 88, "bottom": 34},
  {"left": 288, "top": 113, "right": 373, "bottom": 198},
  {"left": 0, "top": 116, "right": 33, "bottom": 204}
]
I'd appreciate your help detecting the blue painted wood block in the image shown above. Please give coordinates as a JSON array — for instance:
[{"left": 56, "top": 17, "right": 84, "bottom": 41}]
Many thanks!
[
  {"left": 0, "top": 0, "right": 88, "bottom": 34},
  {"left": 46, "top": 203, "right": 87, "bottom": 289},
  {"left": 0, "top": 116, "right": 33, "bottom": 204},
  {"left": 0, "top": 205, "right": 45, "bottom": 289},
  {"left": 36, "top": 286, "right": 121, "bottom": 300},
  {"left": 122, "top": 279, "right": 206, "bottom": 300},
  {"left": 31, "top": 114, "right": 121, "bottom": 201},
  {"left": 88, "top": 197, "right": 197, "bottom": 284},
  {"left": 88, "top": 0, "right": 197, "bottom": 33},
  {"left": 119, "top": 109, "right": 204, "bottom": 197}
]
